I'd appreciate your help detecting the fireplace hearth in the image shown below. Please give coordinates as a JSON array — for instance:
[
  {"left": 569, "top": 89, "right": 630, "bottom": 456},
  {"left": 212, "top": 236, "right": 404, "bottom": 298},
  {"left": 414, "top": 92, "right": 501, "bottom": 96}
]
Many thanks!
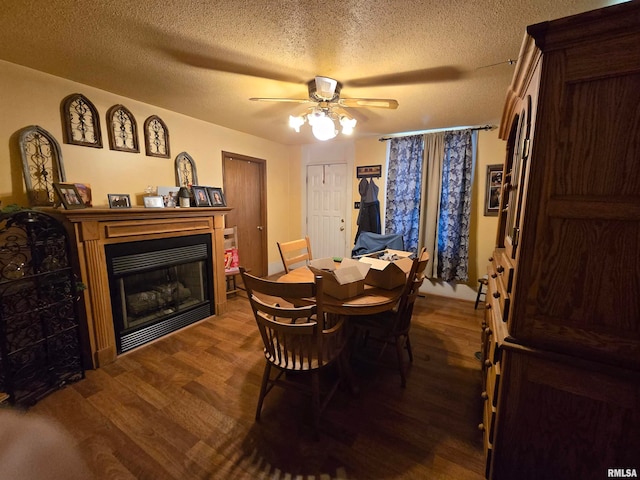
[{"left": 106, "top": 234, "right": 213, "bottom": 353}]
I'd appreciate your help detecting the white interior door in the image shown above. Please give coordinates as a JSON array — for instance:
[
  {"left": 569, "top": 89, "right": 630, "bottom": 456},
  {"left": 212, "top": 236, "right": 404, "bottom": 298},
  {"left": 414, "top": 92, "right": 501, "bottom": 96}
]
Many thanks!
[{"left": 307, "top": 164, "right": 348, "bottom": 258}]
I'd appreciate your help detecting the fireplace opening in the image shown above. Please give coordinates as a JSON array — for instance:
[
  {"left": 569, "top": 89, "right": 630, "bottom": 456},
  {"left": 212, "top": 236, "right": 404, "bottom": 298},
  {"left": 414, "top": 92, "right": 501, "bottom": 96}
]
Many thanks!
[{"left": 105, "top": 234, "right": 213, "bottom": 354}]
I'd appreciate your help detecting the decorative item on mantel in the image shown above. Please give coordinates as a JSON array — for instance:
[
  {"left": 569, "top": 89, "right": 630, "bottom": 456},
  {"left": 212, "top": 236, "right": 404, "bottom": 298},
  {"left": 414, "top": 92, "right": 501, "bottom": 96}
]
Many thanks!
[
  {"left": 175, "top": 151, "right": 198, "bottom": 187},
  {"left": 17, "top": 125, "right": 67, "bottom": 206},
  {"left": 178, "top": 186, "right": 191, "bottom": 207},
  {"left": 157, "top": 186, "right": 178, "bottom": 207}
]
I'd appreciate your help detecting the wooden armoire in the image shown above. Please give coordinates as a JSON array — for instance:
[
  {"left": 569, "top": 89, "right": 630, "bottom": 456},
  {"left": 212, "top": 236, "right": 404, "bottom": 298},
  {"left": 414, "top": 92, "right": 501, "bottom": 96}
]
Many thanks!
[{"left": 480, "top": 3, "right": 640, "bottom": 479}]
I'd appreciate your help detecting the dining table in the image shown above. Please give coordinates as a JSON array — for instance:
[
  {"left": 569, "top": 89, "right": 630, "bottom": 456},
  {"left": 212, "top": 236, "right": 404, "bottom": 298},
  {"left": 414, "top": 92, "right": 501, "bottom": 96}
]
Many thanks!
[{"left": 277, "top": 265, "right": 404, "bottom": 316}]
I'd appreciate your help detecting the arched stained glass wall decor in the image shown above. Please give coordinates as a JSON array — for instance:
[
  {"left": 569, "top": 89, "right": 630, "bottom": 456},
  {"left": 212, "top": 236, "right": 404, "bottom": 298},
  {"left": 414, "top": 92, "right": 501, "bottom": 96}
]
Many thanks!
[
  {"left": 61, "top": 93, "right": 102, "bottom": 148},
  {"left": 175, "top": 152, "right": 198, "bottom": 187},
  {"left": 107, "top": 104, "right": 139, "bottom": 153},
  {"left": 18, "top": 125, "right": 66, "bottom": 206},
  {"left": 144, "top": 115, "right": 170, "bottom": 158}
]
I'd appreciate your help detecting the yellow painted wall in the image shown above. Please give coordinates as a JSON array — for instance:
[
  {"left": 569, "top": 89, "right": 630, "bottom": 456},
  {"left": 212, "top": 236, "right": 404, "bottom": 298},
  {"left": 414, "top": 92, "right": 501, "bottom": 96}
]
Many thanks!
[
  {"left": 0, "top": 60, "right": 301, "bottom": 266},
  {"left": 1, "top": 59, "right": 505, "bottom": 299}
]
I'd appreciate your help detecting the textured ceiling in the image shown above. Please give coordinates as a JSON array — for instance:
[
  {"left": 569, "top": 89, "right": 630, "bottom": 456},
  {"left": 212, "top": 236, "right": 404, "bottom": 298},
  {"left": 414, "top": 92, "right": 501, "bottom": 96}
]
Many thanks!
[{"left": 0, "top": 0, "right": 621, "bottom": 145}]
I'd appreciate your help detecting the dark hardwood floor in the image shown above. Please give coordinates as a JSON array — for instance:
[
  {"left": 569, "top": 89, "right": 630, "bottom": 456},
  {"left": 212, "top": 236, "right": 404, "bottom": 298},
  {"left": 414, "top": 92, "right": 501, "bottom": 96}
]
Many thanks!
[{"left": 26, "top": 292, "right": 486, "bottom": 479}]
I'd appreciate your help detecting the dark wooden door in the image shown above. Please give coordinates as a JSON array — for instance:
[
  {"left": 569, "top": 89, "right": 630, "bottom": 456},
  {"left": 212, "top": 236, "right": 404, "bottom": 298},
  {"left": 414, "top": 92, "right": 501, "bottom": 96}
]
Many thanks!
[{"left": 222, "top": 152, "right": 267, "bottom": 277}]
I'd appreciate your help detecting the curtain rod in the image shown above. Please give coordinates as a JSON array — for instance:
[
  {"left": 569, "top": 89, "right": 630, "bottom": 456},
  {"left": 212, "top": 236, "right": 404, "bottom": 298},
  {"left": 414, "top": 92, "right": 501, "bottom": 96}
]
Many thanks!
[{"left": 378, "top": 124, "right": 496, "bottom": 142}]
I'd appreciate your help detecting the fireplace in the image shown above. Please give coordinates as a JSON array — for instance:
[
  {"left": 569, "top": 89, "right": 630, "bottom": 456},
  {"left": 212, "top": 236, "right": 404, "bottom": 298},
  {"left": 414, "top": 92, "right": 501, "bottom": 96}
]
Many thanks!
[
  {"left": 106, "top": 234, "right": 213, "bottom": 353},
  {"left": 38, "top": 207, "right": 230, "bottom": 368}
]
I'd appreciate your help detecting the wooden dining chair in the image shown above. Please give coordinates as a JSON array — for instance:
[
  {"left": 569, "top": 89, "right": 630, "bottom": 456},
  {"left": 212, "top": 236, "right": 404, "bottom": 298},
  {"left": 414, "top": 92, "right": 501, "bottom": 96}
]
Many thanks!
[
  {"left": 277, "top": 236, "right": 312, "bottom": 273},
  {"left": 351, "top": 249, "right": 429, "bottom": 387},
  {"left": 240, "top": 267, "right": 348, "bottom": 435}
]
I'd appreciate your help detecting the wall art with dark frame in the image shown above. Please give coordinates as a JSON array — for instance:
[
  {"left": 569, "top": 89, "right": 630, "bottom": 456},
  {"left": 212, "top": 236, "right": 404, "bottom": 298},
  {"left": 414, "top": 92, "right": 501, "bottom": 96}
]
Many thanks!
[
  {"left": 484, "top": 164, "right": 503, "bottom": 216},
  {"left": 60, "top": 93, "right": 103, "bottom": 148},
  {"left": 107, "top": 104, "right": 139, "bottom": 153},
  {"left": 18, "top": 125, "right": 66, "bottom": 206},
  {"left": 175, "top": 151, "right": 198, "bottom": 187},
  {"left": 144, "top": 115, "right": 170, "bottom": 158}
]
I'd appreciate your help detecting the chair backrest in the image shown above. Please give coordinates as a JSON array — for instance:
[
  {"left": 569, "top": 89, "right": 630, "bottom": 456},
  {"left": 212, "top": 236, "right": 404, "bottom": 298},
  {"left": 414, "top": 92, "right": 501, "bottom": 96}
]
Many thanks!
[
  {"left": 415, "top": 247, "right": 429, "bottom": 278},
  {"left": 392, "top": 272, "right": 426, "bottom": 337},
  {"left": 384, "top": 254, "right": 426, "bottom": 338},
  {"left": 240, "top": 268, "right": 345, "bottom": 370},
  {"left": 223, "top": 226, "right": 238, "bottom": 250},
  {"left": 277, "top": 236, "right": 313, "bottom": 273}
]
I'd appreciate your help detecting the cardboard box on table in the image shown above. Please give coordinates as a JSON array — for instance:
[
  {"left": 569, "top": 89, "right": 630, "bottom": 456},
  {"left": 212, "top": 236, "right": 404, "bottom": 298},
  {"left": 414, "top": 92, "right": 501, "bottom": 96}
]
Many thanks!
[
  {"left": 358, "top": 249, "right": 415, "bottom": 290},
  {"left": 308, "top": 258, "right": 370, "bottom": 299}
]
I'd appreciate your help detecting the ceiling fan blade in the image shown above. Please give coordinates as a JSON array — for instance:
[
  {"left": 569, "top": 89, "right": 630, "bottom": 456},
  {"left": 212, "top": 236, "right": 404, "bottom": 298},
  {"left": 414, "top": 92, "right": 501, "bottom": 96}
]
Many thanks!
[
  {"left": 346, "top": 66, "right": 465, "bottom": 87},
  {"left": 338, "top": 98, "right": 399, "bottom": 109},
  {"left": 249, "top": 97, "right": 312, "bottom": 104}
]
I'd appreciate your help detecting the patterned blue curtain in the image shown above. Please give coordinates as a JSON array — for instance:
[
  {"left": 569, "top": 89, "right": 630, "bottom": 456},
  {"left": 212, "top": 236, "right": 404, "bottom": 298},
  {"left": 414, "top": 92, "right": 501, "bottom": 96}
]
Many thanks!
[
  {"left": 385, "top": 135, "right": 424, "bottom": 253},
  {"left": 437, "top": 130, "right": 474, "bottom": 282}
]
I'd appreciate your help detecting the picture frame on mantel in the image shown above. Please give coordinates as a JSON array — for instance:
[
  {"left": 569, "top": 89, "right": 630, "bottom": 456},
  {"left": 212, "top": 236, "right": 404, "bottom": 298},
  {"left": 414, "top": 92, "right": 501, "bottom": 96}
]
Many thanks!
[
  {"left": 192, "top": 186, "right": 211, "bottom": 207},
  {"left": 53, "top": 182, "right": 86, "bottom": 210},
  {"left": 207, "top": 187, "right": 226, "bottom": 207},
  {"left": 108, "top": 194, "right": 131, "bottom": 209},
  {"left": 484, "top": 164, "right": 503, "bottom": 216}
]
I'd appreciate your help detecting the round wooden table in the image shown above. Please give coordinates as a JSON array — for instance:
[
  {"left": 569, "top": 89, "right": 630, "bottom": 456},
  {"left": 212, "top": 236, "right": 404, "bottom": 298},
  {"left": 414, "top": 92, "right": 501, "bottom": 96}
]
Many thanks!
[{"left": 278, "top": 266, "right": 403, "bottom": 315}]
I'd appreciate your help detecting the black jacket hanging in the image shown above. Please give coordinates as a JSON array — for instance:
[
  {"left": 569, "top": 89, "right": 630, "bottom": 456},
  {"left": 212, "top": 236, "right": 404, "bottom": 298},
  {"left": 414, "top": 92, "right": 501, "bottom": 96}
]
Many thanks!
[{"left": 355, "top": 178, "right": 381, "bottom": 242}]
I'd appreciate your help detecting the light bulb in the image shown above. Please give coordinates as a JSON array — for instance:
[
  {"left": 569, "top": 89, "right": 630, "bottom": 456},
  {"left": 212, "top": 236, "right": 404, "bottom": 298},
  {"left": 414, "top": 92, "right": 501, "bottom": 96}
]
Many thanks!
[
  {"left": 311, "top": 115, "right": 337, "bottom": 141},
  {"left": 340, "top": 116, "right": 357, "bottom": 135},
  {"left": 289, "top": 115, "right": 305, "bottom": 133}
]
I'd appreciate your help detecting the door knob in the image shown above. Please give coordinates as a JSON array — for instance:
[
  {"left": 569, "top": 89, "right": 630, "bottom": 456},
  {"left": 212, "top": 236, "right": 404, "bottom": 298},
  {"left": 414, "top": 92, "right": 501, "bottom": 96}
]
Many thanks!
[
  {"left": 340, "top": 226, "right": 345, "bottom": 231},
  {"left": 257, "top": 226, "right": 263, "bottom": 231}
]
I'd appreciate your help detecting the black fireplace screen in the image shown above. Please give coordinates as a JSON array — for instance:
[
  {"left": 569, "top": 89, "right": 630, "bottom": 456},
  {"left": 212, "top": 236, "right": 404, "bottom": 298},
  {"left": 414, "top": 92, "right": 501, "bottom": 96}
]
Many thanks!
[{"left": 106, "top": 234, "right": 213, "bottom": 353}]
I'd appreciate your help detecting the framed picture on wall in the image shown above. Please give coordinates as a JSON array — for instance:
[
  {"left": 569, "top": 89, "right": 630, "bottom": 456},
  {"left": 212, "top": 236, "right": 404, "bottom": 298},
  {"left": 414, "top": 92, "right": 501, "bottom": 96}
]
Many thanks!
[{"left": 484, "top": 164, "right": 503, "bottom": 216}]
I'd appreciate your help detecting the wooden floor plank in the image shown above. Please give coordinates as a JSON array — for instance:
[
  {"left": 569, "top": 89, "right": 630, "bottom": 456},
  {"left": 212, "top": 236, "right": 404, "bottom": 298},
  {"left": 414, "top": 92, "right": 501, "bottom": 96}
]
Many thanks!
[{"left": 22, "top": 293, "right": 486, "bottom": 479}]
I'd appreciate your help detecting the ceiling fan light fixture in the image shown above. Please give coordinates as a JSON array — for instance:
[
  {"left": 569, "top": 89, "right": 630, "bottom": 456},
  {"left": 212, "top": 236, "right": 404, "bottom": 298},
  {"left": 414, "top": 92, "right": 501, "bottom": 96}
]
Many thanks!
[
  {"left": 289, "top": 115, "right": 305, "bottom": 132},
  {"left": 311, "top": 114, "right": 337, "bottom": 141},
  {"left": 340, "top": 116, "right": 357, "bottom": 135}
]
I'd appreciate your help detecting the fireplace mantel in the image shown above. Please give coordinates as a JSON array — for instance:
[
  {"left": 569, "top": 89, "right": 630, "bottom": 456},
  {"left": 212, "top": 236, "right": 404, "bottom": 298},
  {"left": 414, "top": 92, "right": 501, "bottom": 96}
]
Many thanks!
[{"left": 39, "top": 207, "right": 231, "bottom": 368}]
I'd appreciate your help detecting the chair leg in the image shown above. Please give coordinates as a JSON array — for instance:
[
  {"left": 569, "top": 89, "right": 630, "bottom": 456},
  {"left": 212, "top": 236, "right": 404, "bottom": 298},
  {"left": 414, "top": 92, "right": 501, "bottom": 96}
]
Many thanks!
[
  {"left": 474, "top": 283, "right": 482, "bottom": 309},
  {"left": 405, "top": 334, "right": 414, "bottom": 363},
  {"left": 255, "top": 362, "right": 271, "bottom": 421},
  {"left": 475, "top": 278, "right": 487, "bottom": 309},
  {"left": 394, "top": 337, "right": 407, "bottom": 388}
]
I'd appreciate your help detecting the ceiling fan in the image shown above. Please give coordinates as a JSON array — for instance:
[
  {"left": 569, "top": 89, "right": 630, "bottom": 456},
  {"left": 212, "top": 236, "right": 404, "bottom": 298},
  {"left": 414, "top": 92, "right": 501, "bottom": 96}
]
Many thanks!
[
  {"left": 249, "top": 75, "right": 399, "bottom": 109},
  {"left": 249, "top": 76, "right": 399, "bottom": 140}
]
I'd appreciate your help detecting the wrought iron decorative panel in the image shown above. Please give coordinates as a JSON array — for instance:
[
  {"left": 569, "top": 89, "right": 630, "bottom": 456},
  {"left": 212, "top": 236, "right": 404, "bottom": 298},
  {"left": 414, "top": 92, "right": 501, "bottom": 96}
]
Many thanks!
[
  {"left": 18, "top": 125, "right": 67, "bottom": 206},
  {"left": 175, "top": 151, "right": 198, "bottom": 187},
  {"left": 144, "top": 115, "right": 170, "bottom": 158},
  {"left": 61, "top": 93, "right": 103, "bottom": 148},
  {"left": 0, "top": 210, "right": 84, "bottom": 407},
  {"left": 107, "top": 104, "right": 139, "bottom": 152}
]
